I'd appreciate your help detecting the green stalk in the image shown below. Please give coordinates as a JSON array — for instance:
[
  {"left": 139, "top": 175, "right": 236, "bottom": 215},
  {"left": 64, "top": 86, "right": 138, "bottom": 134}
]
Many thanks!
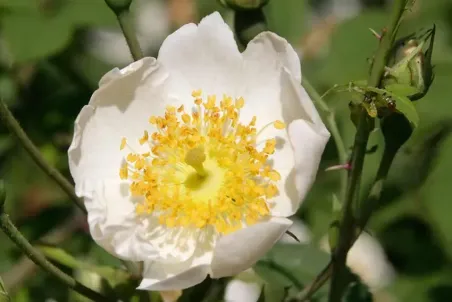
[
  {"left": 117, "top": 10, "right": 144, "bottom": 61},
  {"left": 302, "top": 78, "right": 348, "bottom": 194},
  {"left": 104, "top": 0, "right": 144, "bottom": 61},
  {"left": 0, "top": 100, "right": 86, "bottom": 214},
  {"left": 327, "top": 1, "right": 408, "bottom": 301}
]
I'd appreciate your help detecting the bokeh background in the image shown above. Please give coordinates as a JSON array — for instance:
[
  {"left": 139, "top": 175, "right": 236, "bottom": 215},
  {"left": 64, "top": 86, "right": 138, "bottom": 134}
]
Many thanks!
[{"left": 0, "top": 0, "right": 451, "bottom": 301}]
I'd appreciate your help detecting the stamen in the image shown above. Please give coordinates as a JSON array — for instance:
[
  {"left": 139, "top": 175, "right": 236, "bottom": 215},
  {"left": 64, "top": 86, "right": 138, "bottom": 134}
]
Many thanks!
[{"left": 120, "top": 90, "right": 286, "bottom": 234}]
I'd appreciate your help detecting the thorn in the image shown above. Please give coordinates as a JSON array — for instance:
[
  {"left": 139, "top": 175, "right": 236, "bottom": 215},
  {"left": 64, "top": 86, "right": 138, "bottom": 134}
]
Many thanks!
[
  {"left": 285, "top": 230, "right": 300, "bottom": 242},
  {"left": 325, "top": 163, "right": 351, "bottom": 172},
  {"left": 369, "top": 28, "right": 382, "bottom": 40}
]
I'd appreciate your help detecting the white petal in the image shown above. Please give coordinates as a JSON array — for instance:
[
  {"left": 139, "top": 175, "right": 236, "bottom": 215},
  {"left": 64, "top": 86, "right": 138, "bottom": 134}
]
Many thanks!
[
  {"left": 224, "top": 279, "right": 262, "bottom": 302},
  {"left": 228, "top": 32, "right": 329, "bottom": 216},
  {"left": 268, "top": 69, "right": 329, "bottom": 216},
  {"left": 157, "top": 12, "right": 241, "bottom": 98},
  {"left": 84, "top": 179, "right": 160, "bottom": 261},
  {"left": 274, "top": 119, "right": 329, "bottom": 216},
  {"left": 138, "top": 248, "right": 212, "bottom": 290},
  {"left": 246, "top": 31, "right": 301, "bottom": 82},
  {"left": 68, "top": 57, "right": 168, "bottom": 192},
  {"left": 84, "top": 178, "right": 211, "bottom": 263},
  {"left": 247, "top": 68, "right": 329, "bottom": 217},
  {"left": 279, "top": 68, "right": 329, "bottom": 134},
  {"left": 237, "top": 31, "right": 304, "bottom": 131},
  {"left": 210, "top": 217, "right": 292, "bottom": 278}
]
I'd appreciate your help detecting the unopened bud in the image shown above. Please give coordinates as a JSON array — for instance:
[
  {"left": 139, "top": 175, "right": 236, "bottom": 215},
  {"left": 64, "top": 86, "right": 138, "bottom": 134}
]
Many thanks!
[
  {"left": 219, "top": 0, "right": 269, "bottom": 10},
  {"left": 383, "top": 25, "right": 435, "bottom": 101},
  {"left": 104, "top": 0, "right": 132, "bottom": 14}
]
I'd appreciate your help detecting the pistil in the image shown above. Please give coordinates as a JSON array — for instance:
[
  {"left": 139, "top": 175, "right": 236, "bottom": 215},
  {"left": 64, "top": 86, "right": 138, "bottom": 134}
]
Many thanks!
[{"left": 185, "top": 146, "right": 208, "bottom": 177}]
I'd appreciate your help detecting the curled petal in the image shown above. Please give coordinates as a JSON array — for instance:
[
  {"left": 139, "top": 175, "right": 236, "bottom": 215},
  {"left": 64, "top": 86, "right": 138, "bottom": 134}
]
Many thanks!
[{"left": 139, "top": 248, "right": 212, "bottom": 290}]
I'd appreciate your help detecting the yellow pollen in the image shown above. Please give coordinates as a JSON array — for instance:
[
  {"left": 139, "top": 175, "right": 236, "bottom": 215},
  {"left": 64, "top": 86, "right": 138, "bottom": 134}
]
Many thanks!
[
  {"left": 273, "top": 120, "right": 286, "bottom": 129},
  {"left": 120, "top": 89, "right": 285, "bottom": 234},
  {"left": 139, "top": 130, "right": 149, "bottom": 145},
  {"left": 182, "top": 114, "right": 191, "bottom": 124},
  {"left": 235, "top": 97, "right": 244, "bottom": 109},
  {"left": 192, "top": 89, "right": 202, "bottom": 97},
  {"left": 120, "top": 138, "right": 127, "bottom": 150},
  {"left": 119, "top": 163, "right": 128, "bottom": 179}
]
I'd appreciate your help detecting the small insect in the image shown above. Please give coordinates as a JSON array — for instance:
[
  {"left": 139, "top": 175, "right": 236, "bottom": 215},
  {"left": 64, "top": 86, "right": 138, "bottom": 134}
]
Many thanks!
[
  {"left": 384, "top": 96, "right": 397, "bottom": 111},
  {"left": 364, "top": 94, "right": 376, "bottom": 103}
]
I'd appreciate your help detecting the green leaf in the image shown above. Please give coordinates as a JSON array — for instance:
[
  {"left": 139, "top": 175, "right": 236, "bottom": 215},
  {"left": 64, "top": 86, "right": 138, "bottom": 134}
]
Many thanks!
[
  {"left": 1, "top": 11, "right": 72, "bottom": 63},
  {"left": 254, "top": 243, "right": 330, "bottom": 292},
  {"left": 385, "top": 83, "right": 421, "bottom": 98},
  {"left": 38, "top": 246, "right": 130, "bottom": 287},
  {"left": 63, "top": 0, "right": 116, "bottom": 27},
  {"left": 1, "top": 0, "right": 116, "bottom": 64}
]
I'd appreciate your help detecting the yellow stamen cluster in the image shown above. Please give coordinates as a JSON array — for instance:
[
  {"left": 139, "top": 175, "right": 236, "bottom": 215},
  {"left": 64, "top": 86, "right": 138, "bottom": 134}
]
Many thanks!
[{"left": 120, "top": 90, "right": 285, "bottom": 234}]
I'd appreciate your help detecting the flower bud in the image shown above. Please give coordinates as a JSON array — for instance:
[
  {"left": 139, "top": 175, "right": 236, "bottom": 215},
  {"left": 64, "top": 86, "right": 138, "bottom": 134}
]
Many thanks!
[
  {"left": 104, "top": 0, "right": 132, "bottom": 14},
  {"left": 219, "top": 0, "right": 269, "bottom": 10},
  {"left": 382, "top": 25, "right": 435, "bottom": 101}
]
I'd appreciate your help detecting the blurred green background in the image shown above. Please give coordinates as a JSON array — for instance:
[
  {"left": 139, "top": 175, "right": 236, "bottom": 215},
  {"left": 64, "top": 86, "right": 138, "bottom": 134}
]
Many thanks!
[{"left": 1, "top": 0, "right": 452, "bottom": 301}]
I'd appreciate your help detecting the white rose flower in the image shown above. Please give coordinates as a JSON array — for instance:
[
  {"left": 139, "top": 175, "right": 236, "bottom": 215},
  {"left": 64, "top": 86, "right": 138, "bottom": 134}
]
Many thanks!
[{"left": 68, "top": 12, "right": 330, "bottom": 290}]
